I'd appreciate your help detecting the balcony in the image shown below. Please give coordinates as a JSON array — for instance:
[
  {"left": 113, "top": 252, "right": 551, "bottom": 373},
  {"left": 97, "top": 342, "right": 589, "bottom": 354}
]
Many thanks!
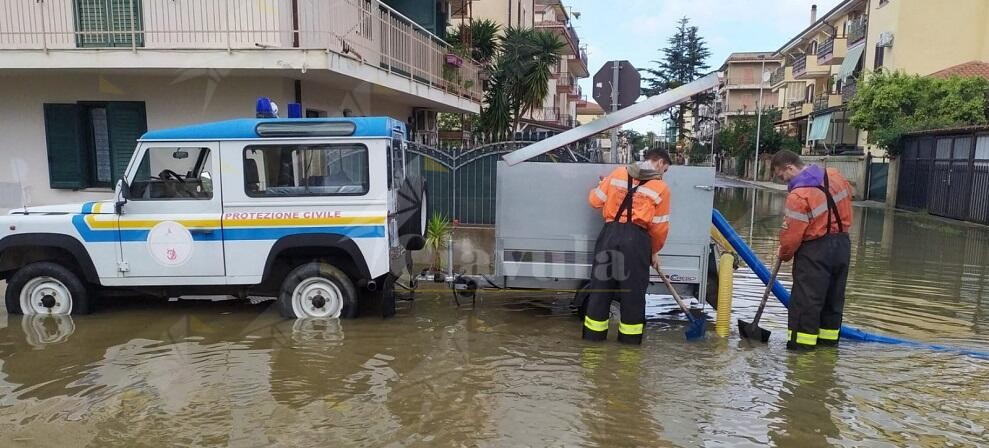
[
  {"left": 533, "top": 107, "right": 561, "bottom": 123},
  {"left": 535, "top": 15, "right": 588, "bottom": 77},
  {"left": 848, "top": 17, "right": 868, "bottom": 47},
  {"left": 842, "top": 78, "right": 858, "bottom": 103},
  {"left": 793, "top": 54, "right": 830, "bottom": 79},
  {"left": 0, "top": 0, "right": 483, "bottom": 104},
  {"left": 817, "top": 37, "right": 849, "bottom": 66},
  {"left": 787, "top": 101, "right": 814, "bottom": 120},
  {"left": 770, "top": 66, "right": 791, "bottom": 89},
  {"left": 814, "top": 93, "right": 844, "bottom": 112}
]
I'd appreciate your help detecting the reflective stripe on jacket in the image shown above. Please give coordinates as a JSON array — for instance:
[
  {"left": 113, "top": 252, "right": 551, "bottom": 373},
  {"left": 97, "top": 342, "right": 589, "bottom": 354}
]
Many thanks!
[
  {"left": 588, "top": 167, "right": 671, "bottom": 254},
  {"left": 779, "top": 167, "right": 853, "bottom": 261}
]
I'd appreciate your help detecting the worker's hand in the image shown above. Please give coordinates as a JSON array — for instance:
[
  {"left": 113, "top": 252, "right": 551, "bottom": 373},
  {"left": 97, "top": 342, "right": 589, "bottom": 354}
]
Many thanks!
[{"left": 651, "top": 254, "right": 662, "bottom": 272}]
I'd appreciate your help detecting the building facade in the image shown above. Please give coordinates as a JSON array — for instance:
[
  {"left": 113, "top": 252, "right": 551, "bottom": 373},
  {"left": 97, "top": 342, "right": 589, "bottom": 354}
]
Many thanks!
[
  {"left": 0, "top": 0, "right": 482, "bottom": 210},
  {"left": 718, "top": 52, "right": 781, "bottom": 123},
  {"left": 771, "top": 0, "right": 989, "bottom": 157}
]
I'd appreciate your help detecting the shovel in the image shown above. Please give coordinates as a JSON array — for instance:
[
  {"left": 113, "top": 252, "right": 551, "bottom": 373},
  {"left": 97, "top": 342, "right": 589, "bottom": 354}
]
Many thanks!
[
  {"left": 659, "top": 270, "right": 706, "bottom": 340},
  {"left": 738, "top": 257, "right": 783, "bottom": 343}
]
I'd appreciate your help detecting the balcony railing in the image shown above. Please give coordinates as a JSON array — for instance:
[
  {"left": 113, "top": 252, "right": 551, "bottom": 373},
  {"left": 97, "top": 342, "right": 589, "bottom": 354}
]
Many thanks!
[
  {"left": 0, "top": 0, "right": 482, "bottom": 101},
  {"left": 793, "top": 55, "right": 808, "bottom": 77},
  {"left": 848, "top": 17, "right": 868, "bottom": 46},
  {"left": 533, "top": 107, "right": 561, "bottom": 122},
  {"left": 770, "top": 66, "right": 786, "bottom": 86},
  {"left": 817, "top": 38, "right": 835, "bottom": 61},
  {"left": 842, "top": 78, "right": 858, "bottom": 103},
  {"left": 814, "top": 93, "right": 831, "bottom": 112},
  {"left": 788, "top": 101, "right": 807, "bottom": 119}
]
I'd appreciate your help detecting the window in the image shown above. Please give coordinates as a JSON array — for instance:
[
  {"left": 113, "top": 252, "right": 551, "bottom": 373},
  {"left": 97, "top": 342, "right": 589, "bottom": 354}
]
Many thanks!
[
  {"left": 129, "top": 147, "right": 213, "bottom": 200},
  {"left": 874, "top": 45, "right": 885, "bottom": 70},
  {"left": 806, "top": 84, "right": 816, "bottom": 103},
  {"left": 74, "top": 0, "right": 144, "bottom": 48},
  {"left": 244, "top": 144, "right": 369, "bottom": 197},
  {"left": 43, "top": 101, "right": 146, "bottom": 189},
  {"left": 387, "top": 139, "right": 405, "bottom": 190},
  {"left": 809, "top": 41, "right": 818, "bottom": 54}
]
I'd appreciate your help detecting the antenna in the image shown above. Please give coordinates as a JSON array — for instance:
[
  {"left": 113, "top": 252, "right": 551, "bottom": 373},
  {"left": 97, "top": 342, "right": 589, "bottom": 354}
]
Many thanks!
[{"left": 12, "top": 159, "right": 28, "bottom": 215}]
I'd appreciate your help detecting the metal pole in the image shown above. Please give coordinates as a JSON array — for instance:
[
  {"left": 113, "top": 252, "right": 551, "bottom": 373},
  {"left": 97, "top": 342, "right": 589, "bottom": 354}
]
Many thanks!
[
  {"left": 609, "top": 60, "right": 620, "bottom": 162},
  {"left": 753, "top": 57, "right": 766, "bottom": 182}
]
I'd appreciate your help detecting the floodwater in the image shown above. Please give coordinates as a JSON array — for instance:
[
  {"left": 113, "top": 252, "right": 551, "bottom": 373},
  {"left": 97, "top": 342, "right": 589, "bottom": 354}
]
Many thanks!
[{"left": 2, "top": 183, "right": 989, "bottom": 447}]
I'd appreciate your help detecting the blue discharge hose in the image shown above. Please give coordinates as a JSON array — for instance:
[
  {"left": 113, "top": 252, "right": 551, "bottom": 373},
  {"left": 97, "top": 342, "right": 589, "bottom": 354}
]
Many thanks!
[{"left": 712, "top": 209, "right": 989, "bottom": 359}]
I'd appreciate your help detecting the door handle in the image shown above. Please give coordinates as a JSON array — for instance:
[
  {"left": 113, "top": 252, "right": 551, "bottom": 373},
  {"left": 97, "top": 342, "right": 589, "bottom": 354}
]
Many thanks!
[{"left": 694, "top": 185, "right": 715, "bottom": 191}]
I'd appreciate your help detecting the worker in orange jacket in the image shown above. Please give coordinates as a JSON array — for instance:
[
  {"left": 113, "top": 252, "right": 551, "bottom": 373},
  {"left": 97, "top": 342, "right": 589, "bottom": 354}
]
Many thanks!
[
  {"left": 582, "top": 149, "right": 672, "bottom": 344},
  {"left": 771, "top": 150, "right": 854, "bottom": 350}
]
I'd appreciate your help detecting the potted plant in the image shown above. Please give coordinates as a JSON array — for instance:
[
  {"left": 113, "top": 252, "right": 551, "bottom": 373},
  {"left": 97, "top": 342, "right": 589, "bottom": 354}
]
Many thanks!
[{"left": 425, "top": 214, "right": 453, "bottom": 271}]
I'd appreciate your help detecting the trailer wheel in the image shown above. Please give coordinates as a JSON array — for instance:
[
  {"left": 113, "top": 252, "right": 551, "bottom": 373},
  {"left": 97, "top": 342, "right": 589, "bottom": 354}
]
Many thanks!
[
  {"left": 279, "top": 262, "right": 358, "bottom": 319},
  {"left": 6, "top": 262, "right": 91, "bottom": 316}
]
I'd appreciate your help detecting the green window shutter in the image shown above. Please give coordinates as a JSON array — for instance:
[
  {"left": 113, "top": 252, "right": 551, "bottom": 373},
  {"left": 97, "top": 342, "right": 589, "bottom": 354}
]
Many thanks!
[
  {"left": 105, "top": 102, "right": 147, "bottom": 182},
  {"left": 108, "top": 0, "right": 144, "bottom": 47},
  {"left": 43, "top": 104, "right": 89, "bottom": 189},
  {"left": 75, "top": 0, "right": 143, "bottom": 48},
  {"left": 75, "top": 0, "right": 109, "bottom": 48}
]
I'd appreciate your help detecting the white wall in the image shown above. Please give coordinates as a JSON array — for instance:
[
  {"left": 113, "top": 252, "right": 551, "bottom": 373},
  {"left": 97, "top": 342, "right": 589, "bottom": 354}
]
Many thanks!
[{"left": 0, "top": 71, "right": 414, "bottom": 210}]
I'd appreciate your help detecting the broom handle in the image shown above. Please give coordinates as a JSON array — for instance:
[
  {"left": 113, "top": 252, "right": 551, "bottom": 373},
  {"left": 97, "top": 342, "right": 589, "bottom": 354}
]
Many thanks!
[
  {"left": 751, "top": 257, "right": 783, "bottom": 326},
  {"left": 659, "top": 270, "right": 697, "bottom": 324}
]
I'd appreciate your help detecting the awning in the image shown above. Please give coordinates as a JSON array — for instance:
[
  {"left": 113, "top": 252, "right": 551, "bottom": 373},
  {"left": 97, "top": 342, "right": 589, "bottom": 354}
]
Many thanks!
[
  {"left": 808, "top": 113, "right": 834, "bottom": 141},
  {"left": 838, "top": 44, "right": 866, "bottom": 80}
]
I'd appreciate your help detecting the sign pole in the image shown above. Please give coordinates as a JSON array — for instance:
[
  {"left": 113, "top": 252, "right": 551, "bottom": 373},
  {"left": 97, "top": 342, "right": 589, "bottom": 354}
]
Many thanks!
[{"left": 610, "top": 60, "right": 621, "bottom": 162}]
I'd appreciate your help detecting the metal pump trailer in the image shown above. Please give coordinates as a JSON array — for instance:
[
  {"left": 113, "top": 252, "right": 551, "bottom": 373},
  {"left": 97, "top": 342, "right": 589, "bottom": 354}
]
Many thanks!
[{"left": 424, "top": 74, "right": 721, "bottom": 308}]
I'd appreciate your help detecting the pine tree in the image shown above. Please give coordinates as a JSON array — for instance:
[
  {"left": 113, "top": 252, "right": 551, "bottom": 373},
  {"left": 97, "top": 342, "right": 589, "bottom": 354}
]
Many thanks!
[{"left": 642, "top": 17, "right": 713, "bottom": 145}]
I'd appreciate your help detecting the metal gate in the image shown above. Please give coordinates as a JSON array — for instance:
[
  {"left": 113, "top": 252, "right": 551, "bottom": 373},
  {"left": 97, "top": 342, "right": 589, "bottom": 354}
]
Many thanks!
[
  {"left": 899, "top": 131, "right": 989, "bottom": 225},
  {"left": 866, "top": 159, "right": 888, "bottom": 202},
  {"left": 406, "top": 141, "right": 602, "bottom": 225}
]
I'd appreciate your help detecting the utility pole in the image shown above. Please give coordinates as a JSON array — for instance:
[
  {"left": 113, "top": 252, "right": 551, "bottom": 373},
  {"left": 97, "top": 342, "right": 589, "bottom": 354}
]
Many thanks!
[
  {"left": 753, "top": 55, "right": 767, "bottom": 182},
  {"left": 609, "top": 60, "right": 621, "bottom": 162}
]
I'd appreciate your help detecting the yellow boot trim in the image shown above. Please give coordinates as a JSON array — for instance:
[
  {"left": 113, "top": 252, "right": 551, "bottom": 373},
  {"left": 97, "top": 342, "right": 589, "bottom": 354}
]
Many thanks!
[
  {"left": 618, "top": 322, "right": 643, "bottom": 335},
  {"left": 819, "top": 328, "right": 840, "bottom": 341},
  {"left": 584, "top": 316, "right": 609, "bottom": 332}
]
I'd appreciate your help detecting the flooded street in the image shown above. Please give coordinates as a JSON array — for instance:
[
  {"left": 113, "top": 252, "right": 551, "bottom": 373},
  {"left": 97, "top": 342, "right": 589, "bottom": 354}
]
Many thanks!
[{"left": 1, "top": 184, "right": 988, "bottom": 447}]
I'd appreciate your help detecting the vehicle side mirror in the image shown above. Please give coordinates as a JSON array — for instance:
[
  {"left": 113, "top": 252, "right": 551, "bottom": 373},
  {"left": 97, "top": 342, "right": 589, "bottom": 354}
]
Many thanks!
[{"left": 116, "top": 178, "right": 130, "bottom": 213}]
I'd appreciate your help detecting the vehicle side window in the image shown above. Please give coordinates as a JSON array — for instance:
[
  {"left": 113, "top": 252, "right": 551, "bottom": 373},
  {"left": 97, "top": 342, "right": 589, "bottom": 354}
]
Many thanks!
[
  {"left": 244, "top": 144, "right": 369, "bottom": 197},
  {"left": 130, "top": 147, "right": 213, "bottom": 200}
]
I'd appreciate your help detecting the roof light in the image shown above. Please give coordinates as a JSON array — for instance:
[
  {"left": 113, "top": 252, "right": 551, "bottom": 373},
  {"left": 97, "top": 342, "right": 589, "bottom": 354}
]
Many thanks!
[
  {"left": 256, "top": 121, "right": 356, "bottom": 138},
  {"left": 256, "top": 97, "right": 279, "bottom": 118}
]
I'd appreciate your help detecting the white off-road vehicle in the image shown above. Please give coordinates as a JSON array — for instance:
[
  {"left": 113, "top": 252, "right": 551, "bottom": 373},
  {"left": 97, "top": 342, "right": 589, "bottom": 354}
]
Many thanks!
[{"left": 0, "top": 116, "right": 427, "bottom": 318}]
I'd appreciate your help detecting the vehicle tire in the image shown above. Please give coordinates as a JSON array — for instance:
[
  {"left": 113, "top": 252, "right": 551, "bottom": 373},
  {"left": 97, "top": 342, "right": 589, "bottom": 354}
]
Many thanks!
[
  {"left": 397, "top": 176, "right": 428, "bottom": 239},
  {"left": 5, "top": 262, "right": 91, "bottom": 315},
  {"left": 359, "top": 274, "right": 397, "bottom": 318},
  {"left": 278, "top": 261, "right": 358, "bottom": 319}
]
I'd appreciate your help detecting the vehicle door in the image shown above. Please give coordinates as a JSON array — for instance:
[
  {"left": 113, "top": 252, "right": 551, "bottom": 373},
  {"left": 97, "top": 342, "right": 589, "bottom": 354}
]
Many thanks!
[{"left": 119, "top": 143, "right": 226, "bottom": 277}]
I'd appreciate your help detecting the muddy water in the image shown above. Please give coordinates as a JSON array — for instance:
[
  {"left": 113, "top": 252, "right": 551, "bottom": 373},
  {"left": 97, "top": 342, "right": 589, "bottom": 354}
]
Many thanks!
[{"left": 1, "top": 184, "right": 989, "bottom": 447}]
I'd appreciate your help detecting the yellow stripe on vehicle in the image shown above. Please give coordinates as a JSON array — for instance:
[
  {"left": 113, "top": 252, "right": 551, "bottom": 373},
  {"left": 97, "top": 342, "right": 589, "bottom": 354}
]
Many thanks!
[{"left": 223, "top": 216, "right": 386, "bottom": 227}]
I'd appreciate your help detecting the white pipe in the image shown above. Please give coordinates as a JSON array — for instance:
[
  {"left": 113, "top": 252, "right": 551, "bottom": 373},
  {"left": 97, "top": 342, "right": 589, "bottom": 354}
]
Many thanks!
[{"left": 502, "top": 73, "right": 720, "bottom": 166}]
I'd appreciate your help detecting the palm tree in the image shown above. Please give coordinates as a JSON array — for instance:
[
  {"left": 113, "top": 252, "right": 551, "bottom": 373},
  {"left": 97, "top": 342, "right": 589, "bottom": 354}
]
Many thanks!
[
  {"left": 447, "top": 19, "right": 501, "bottom": 66},
  {"left": 479, "top": 28, "right": 566, "bottom": 138}
]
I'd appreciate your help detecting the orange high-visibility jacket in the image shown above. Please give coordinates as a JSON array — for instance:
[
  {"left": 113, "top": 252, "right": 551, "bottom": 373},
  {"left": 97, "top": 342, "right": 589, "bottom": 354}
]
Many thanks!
[
  {"left": 588, "top": 167, "right": 671, "bottom": 254},
  {"left": 779, "top": 166, "right": 854, "bottom": 261}
]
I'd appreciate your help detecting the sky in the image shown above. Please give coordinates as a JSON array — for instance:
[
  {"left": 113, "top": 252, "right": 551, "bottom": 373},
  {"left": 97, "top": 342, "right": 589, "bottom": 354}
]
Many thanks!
[{"left": 567, "top": 0, "right": 843, "bottom": 135}]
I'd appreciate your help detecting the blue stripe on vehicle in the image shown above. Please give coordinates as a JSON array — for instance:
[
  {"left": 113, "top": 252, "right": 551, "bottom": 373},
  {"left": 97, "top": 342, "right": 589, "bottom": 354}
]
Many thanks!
[
  {"left": 81, "top": 202, "right": 95, "bottom": 214},
  {"left": 71, "top": 215, "right": 383, "bottom": 243},
  {"left": 221, "top": 226, "right": 385, "bottom": 241}
]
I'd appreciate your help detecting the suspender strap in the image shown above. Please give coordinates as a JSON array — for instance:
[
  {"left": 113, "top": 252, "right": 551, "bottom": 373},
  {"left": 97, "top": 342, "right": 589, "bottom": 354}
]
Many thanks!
[
  {"left": 614, "top": 175, "right": 645, "bottom": 223},
  {"left": 815, "top": 171, "right": 844, "bottom": 233}
]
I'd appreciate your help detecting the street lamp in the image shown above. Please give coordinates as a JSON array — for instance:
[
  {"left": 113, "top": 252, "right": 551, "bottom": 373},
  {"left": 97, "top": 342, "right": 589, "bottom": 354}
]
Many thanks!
[{"left": 753, "top": 55, "right": 769, "bottom": 182}]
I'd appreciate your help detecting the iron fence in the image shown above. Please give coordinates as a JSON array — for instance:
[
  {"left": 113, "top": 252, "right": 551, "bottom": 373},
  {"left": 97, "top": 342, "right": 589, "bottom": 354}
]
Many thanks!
[
  {"left": 899, "top": 131, "right": 989, "bottom": 225},
  {"left": 406, "top": 139, "right": 604, "bottom": 226}
]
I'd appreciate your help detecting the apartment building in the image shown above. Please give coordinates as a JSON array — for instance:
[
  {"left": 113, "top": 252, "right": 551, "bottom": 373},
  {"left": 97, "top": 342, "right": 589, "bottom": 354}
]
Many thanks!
[
  {"left": 0, "top": 0, "right": 481, "bottom": 209},
  {"left": 772, "top": 0, "right": 989, "bottom": 156},
  {"left": 530, "top": 0, "right": 589, "bottom": 131},
  {"left": 718, "top": 52, "right": 781, "bottom": 123}
]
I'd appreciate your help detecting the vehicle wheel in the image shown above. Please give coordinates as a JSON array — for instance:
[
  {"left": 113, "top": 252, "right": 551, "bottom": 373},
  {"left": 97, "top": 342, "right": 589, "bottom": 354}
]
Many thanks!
[
  {"left": 279, "top": 262, "right": 358, "bottom": 319},
  {"left": 359, "top": 275, "right": 397, "bottom": 318},
  {"left": 397, "top": 176, "right": 428, "bottom": 238},
  {"left": 6, "top": 262, "right": 91, "bottom": 315}
]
